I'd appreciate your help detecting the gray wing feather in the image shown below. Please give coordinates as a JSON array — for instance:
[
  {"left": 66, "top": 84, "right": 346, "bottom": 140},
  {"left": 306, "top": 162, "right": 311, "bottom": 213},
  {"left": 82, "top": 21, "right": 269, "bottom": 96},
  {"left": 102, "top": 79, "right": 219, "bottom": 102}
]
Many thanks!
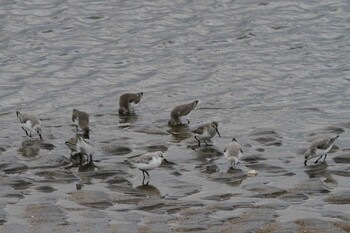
[{"left": 134, "top": 153, "right": 154, "bottom": 164}]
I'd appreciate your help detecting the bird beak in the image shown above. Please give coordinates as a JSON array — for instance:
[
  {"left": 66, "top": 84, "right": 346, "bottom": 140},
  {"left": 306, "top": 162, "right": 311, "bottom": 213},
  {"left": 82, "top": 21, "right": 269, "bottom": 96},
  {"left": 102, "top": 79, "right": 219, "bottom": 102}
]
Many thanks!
[
  {"left": 304, "top": 160, "right": 307, "bottom": 166},
  {"left": 39, "top": 134, "right": 42, "bottom": 140},
  {"left": 216, "top": 128, "right": 221, "bottom": 137},
  {"left": 163, "top": 158, "right": 170, "bottom": 163}
]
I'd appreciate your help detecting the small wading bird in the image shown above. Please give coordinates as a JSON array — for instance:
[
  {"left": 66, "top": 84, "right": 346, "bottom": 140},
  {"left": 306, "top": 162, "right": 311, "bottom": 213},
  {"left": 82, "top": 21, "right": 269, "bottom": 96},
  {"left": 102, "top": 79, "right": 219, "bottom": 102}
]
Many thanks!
[
  {"left": 132, "top": 151, "right": 169, "bottom": 185},
  {"left": 16, "top": 111, "right": 42, "bottom": 140},
  {"left": 118, "top": 92, "right": 143, "bottom": 116},
  {"left": 72, "top": 109, "right": 90, "bottom": 139},
  {"left": 304, "top": 135, "right": 339, "bottom": 166},
  {"left": 192, "top": 121, "right": 221, "bottom": 147},
  {"left": 224, "top": 138, "right": 243, "bottom": 169},
  {"left": 168, "top": 100, "right": 198, "bottom": 126}
]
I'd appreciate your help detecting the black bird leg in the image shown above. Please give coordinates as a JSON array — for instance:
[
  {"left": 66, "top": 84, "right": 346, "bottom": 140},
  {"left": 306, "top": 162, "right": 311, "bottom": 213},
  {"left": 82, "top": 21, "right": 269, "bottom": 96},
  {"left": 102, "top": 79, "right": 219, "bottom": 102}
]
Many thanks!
[
  {"left": 314, "top": 155, "right": 323, "bottom": 164},
  {"left": 323, "top": 154, "right": 328, "bottom": 161},
  {"left": 194, "top": 136, "right": 201, "bottom": 147},
  {"left": 142, "top": 170, "right": 150, "bottom": 185},
  {"left": 22, "top": 127, "right": 30, "bottom": 137}
]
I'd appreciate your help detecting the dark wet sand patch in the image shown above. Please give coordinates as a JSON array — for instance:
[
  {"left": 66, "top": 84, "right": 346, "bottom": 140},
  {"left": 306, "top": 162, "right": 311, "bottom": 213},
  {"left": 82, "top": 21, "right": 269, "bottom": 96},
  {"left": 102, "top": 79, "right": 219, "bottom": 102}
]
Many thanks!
[
  {"left": 333, "top": 153, "right": 350, "bottom": 163},
  {"left": 325, "top": 191, "right": 350, "bottom": 204},
  {"left": 243, "top": 183, "right": 287, "bottom": 198},
  {"left": 35, "top": 170, "right": 80, "bottom": 183},
  {"left": 0, "top": 163, "right": 28, "bottom": 174},
  {"left": 201, "top": 193, "right": 237, "bottom": 201},
  {"left": 100, "top": 144, "right": 132, "bottom": 155},
  {"left": 34, "top": 186, "right": 57, "bottom": 193},
  {"left": 70, "top": 190, "right": 113, "bottom": 209}
]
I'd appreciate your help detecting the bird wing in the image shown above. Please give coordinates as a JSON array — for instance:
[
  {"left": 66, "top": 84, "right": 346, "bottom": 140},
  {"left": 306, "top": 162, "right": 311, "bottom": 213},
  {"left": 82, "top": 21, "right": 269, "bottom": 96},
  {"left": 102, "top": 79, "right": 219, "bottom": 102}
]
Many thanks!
[
  {"left": 192, "top": 125, "right": 205, "bottom": 134},
  {"left": 171, "top": 102, "right": 196, "bottom": 118},
  {"left": 314, "top": 138, "right": 332, "bottom": 150},
  {"left": 134, "top": 153, "right": 154, "bottom": 164}
]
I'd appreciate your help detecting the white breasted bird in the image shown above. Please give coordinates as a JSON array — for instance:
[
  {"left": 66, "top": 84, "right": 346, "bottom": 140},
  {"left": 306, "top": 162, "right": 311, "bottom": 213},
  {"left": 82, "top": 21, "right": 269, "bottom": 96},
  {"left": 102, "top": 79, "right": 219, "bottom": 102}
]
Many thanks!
[
  {"left": 132, "top": 151, "right": 169, "bottom": 185},
  {"left": 16, "top": 111, "right": 42, "bottom": 140},
  {"left": 224, "top": 138, "right": 243, "bottom": 169},
  {"left": 304, "top": 135, "right": 339, "bottom": 166},
  {"left": 192, "top": 121, "right": 221, "bottom": 147}
]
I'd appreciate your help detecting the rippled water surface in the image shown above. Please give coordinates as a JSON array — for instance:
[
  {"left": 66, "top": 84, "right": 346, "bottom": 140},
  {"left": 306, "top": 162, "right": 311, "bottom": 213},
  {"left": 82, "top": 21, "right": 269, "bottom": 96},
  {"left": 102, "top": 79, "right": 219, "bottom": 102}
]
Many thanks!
[{"left": 1, "top": 0, "right": 350, "bottom": 232}]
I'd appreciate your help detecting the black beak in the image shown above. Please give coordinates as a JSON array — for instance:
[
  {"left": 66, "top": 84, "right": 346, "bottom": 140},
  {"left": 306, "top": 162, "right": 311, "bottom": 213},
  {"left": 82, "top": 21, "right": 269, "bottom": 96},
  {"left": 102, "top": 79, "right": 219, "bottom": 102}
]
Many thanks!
[
  {"left": 16, "top": 111, "right": 20, "bottom": 117},
  {"left": 163, "top": 158, "right": 170, "bottom": 163},
  {"left": 39, "top": 134, "right": 42, "bottom": 140},
  {"left": 304, "top": 160, "right": 307, "bottom": 166},
  {"left": 216, "top": 128, "right": 221, "bottom": 137}
]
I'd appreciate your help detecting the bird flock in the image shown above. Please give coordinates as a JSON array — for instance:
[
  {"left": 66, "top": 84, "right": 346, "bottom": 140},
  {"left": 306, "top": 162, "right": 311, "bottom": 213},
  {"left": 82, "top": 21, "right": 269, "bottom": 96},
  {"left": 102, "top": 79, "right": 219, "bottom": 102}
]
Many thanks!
[{"left": 16, "top": 92, "right": 340, "bottom": 184}]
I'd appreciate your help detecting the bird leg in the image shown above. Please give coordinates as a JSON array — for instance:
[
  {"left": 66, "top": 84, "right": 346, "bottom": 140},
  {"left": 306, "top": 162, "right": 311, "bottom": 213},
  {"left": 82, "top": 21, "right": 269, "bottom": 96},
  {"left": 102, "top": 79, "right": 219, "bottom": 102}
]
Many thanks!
[
  {"left": 88, "top": 155, "right": 93, "bottom": 164},
  {"left": 22, "top": 127, "right": 30, "bottom": 137},
  {"left": 204, "top": 140, "right": 212, "bottom": 146},
  {"left": 194, "top": 136, "right": 201, "bottom": 147},
  {"left": 79, "top": 153, "right": 83, "bottom": 166},
  {"left": 323, "top": 154, "right": 328, "bottom": 161},
  {"left": 145, "top": 170, "right": 150, "bottom": 177},
  {"left": 314, "top": 155, "right": 323, "bottom": 164},
  {"left": 141, "top": 170, "right": 150, "bottom": 185}
]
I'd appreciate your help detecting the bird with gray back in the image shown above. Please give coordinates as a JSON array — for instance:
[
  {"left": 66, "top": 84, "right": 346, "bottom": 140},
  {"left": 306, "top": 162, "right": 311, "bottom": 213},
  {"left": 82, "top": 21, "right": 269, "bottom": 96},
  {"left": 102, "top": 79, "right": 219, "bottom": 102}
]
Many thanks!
[
  {"left": 224, "top": 138, "right": 243, "bottom": 169},
  {"left": 16, "top": 111, "right": 42, "bottom": 140},
  {"left": 132, "top": 151, "right": 169, "bottom": 185},
  {"left": 72, "top": 109, "right": 90, "bottom": 139},
  {"left": 192, "top": 121, "right": 221, "bottom": 147},
  {"left": 304, "top": 135, "right": 339, "bottom": 166},
  {"left": 168, "top": 100, "right": 198, "bottom": 126},
  {"left": 118, "top": 92, "right": 143, "bottom": 116}
]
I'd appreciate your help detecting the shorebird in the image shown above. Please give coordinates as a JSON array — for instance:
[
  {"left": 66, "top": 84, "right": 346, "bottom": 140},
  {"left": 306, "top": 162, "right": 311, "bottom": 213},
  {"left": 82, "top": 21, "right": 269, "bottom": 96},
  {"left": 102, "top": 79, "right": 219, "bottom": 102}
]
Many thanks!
[
  {"left": 72, "top": 109, "right": 90, "bottom": 138},
  {"left": 192, "top": 121, "right": 221, "bottom": 146},
  {"left": 118, "top": 92, "right": 143, "bottom": 116},
  {"left": 132, "top": 151, "right": 169, "bottom": 185},
  {"left": 168, "top": 100, "right": 198, "bottom": 126},
  {"left": 224, "top": 138, "right": 243, "bottom": 169},
  {"left": 16, "top": 111, "right": 42, "bottom": 140},
  {"left": 76, "top": 135, "right": 94, "bottom": 165},
  {"left": 304, "top": 135, "right": 339, "bottom": 166}
]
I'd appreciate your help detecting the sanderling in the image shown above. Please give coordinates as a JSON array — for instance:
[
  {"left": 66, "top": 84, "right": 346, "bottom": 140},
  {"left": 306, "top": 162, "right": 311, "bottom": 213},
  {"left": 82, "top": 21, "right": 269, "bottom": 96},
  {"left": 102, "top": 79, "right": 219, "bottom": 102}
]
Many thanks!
[
  {"left": 72, "top": 109, "right": 90, "bottom": 138},
  {"left": 65, "top": 136, "right": 77, "bottom": 156},
  {"left": 224, "top": 138, "right": 243, "bottom": 169},
  {"left": 76, "top": 135, "right": 94, "bottom": 165},
  {"left": 132, "top": 151, "right": 169, "bottom": 185},
  {"left": 168, "top": 100, "right": 198, "bottom": 126},
  {"left": 16, "top": 111, "right": 42, "bottom": 140},
  {"left": 192, "top": 121, "right": 221, "bottom": 147},
  {"left": 118, "top": 92, "right": 143, "bottom": 116},
  {"left": 304, "top": 135, "right": 339, "bottom": 166}
]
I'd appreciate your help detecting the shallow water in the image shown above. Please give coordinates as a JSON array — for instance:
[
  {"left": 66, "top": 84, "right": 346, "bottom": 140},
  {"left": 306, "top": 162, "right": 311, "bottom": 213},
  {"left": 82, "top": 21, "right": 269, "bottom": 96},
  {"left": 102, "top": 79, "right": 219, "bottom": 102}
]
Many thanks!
[{"left": 1, "top": 0, "right": 350, "bottom": 232}]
